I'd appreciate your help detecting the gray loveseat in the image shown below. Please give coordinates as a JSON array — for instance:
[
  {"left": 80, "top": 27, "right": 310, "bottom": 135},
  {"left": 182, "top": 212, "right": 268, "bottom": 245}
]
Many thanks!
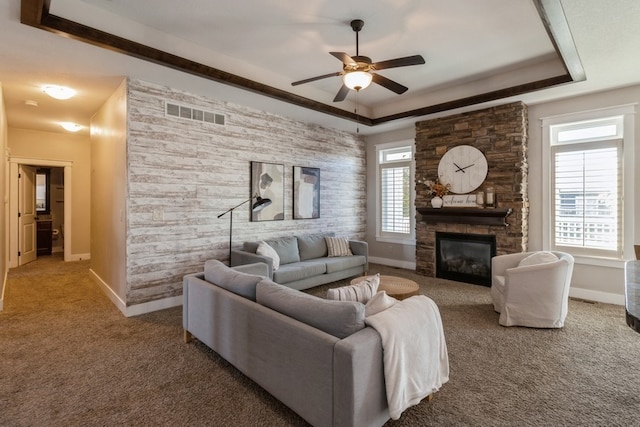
[
  {"left": 230, "top": 233, "right": 368, "bottom": 290},
  {"left": 183, "top": 260, "right": 390, "bottom": 427}
]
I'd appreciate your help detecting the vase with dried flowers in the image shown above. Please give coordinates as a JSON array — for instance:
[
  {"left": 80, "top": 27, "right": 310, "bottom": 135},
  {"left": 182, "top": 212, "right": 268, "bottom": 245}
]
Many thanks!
[{"left": 423, "top": 178, "right": 450, "bottom": 208}]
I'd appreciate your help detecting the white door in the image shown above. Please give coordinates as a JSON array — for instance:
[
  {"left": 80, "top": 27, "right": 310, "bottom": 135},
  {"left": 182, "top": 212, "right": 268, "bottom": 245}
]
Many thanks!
[{"left": 19, "top": 165, "right": 37, "bottom": 266}]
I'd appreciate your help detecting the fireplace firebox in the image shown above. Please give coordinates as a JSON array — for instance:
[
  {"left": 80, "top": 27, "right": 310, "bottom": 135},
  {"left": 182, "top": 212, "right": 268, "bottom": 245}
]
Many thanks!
[{"left": 436, "top": 232, "right": 496, "bottom": 286}]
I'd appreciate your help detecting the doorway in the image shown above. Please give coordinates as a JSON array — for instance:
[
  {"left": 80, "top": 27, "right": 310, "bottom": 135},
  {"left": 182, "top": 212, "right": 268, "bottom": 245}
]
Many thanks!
[{"left": 8, "top": 158, "right": 72, "bottom": 268}]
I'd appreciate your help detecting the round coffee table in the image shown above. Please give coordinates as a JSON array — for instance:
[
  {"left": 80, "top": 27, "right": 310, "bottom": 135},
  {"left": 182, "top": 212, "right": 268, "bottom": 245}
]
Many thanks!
[{"left": 350, "top": 275, "right": 420, "bottom": 300}]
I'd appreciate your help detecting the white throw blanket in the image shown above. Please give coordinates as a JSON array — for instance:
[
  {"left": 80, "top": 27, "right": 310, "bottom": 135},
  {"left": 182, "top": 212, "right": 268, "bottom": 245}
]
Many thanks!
[{"left": 365, "top": 295, "right": 449, "bottom": 420}]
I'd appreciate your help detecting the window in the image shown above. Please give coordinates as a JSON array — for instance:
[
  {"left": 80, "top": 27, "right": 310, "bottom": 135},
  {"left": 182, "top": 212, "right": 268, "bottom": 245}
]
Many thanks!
[
  {"left": 547, "top": 113, "right": 628, "bottom": 259},
  {"left": 377, "top": 143, "right": 415, "bottom": 243}
]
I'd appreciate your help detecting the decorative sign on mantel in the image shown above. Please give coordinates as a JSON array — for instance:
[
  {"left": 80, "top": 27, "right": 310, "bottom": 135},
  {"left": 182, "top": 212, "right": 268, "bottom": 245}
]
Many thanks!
[{"left": 443, "top": 194, "right": 478, "bottom": 207}]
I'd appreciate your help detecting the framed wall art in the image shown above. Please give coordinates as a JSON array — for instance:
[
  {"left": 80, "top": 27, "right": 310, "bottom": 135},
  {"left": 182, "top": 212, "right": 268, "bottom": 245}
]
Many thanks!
[
  {"left": 251, "top": 161, "right": 285, "bottom": 221},
  {"left": 293, "top": 166, "right": 320, "bottom": 219}
]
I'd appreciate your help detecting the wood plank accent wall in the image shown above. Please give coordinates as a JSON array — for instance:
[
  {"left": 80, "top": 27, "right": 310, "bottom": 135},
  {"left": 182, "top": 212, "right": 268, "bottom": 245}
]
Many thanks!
[
  {"left": 126, "top": 79, "right": 366, "bottom": 306},
  {"left": 415, "top": 102, "right": 529, "bottom": 277}
]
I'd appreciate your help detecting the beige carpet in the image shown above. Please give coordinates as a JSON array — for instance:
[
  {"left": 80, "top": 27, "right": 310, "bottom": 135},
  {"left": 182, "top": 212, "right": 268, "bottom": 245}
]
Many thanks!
[{"left": 1, "top": 255, "right": 639, "bottom": 426}]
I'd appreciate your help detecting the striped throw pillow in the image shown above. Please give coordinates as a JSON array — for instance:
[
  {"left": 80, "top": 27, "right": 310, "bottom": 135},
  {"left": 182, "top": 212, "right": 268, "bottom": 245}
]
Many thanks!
[{"left": 325, "top": 236, "right": 353, "bottom": 257}]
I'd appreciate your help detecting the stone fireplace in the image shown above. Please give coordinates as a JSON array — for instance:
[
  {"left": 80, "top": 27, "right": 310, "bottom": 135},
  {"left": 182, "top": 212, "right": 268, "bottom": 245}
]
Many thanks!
[{"left": 415, "top": 102, "right": 529, "bottom": 278}]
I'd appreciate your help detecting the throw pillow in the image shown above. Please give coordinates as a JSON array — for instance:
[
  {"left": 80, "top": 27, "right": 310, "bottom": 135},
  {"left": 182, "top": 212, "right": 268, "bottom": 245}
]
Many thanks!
[
  {"left": 256, "top": 278, "right": 365, "bottom": 339},
  {"left": 203, "top": 259, "right": 265, "bottom": 301},
  {"left": 256, "top": 241, "right": 280, "bottom": 271},
  {"left": 265, "top": 237, "right": 301, "bottom": 265},
  {"left": 325, "top": 236, "right": 353, "bottom": 257},
  {"left": 365, "top": 291, "right": 398, "bottom": 317},
  {"left": 326, "top": 273, "right": 380, "bottom": 304},
  {"left": 518, "top": 251, "right": 558, "bottom": 267}
]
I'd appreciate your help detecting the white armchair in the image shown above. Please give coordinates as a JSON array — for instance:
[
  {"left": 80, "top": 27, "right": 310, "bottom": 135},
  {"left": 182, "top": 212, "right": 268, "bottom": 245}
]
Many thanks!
[{"left": 491, "top": 251, "right": 574, "bottom": 328}]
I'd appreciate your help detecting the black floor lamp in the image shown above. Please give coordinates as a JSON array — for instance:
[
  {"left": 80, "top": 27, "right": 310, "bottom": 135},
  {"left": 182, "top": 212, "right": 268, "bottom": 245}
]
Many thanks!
[{"left": 218, "top": 194, "right": 272, "bottom": 264}]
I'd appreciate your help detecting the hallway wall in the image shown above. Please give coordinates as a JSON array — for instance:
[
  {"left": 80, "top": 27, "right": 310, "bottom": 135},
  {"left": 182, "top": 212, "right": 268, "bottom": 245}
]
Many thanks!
[
  {"left": 0, "top": 83, "right": 8, "bottom": 310},
  {"left": 8, "top": 128, "right": 91, "bottom": 258}
]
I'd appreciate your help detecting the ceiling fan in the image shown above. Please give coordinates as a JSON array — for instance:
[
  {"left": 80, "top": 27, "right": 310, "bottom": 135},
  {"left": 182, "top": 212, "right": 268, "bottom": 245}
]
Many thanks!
[{"left": 291, "top": 19, "right": 426, "bottom": 102}]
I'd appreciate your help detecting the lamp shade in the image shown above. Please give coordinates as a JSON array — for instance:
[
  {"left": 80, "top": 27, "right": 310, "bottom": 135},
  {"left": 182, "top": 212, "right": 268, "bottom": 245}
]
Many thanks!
[
  {"left": 252, "top": 196, "right": 272, "bottom": 212},
  {"left": 343, "top": 71, "right": 373, "bottom": 91}
]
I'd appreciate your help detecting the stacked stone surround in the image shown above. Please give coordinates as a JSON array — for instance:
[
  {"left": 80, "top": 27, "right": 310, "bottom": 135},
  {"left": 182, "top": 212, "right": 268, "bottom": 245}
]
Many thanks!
[{"left": 415, "top": 102, "right": 529, "bottom": 277}]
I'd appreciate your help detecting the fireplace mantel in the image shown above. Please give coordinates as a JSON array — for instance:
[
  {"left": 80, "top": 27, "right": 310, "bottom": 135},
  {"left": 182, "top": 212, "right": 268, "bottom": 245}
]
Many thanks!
[{"left": 417, "top": 207, "right": 512, "bottom": 226}]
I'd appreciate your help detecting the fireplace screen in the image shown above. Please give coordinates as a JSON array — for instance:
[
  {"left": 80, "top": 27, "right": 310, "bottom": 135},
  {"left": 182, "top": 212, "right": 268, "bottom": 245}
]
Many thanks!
[{"left": 436, "top": 232, "right": 496, "bottom": 286}]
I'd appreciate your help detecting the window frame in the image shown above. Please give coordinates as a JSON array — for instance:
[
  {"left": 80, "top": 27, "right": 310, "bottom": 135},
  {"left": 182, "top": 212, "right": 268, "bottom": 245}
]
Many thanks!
[
  {"left": 542, "top": 104, "right": 636, "bottom": 266},
  {"left": 375, "top": 141, "right": 416, "bottom": 245}
]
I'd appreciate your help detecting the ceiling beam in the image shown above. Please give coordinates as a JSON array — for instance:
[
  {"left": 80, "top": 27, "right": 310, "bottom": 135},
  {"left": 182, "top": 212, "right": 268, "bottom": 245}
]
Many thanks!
[
  {"left": 534, "top": 0, "right": 586, "bottom": 82},
  {"left": 20, "top": 0, "right": 582, "bottom": 128}
]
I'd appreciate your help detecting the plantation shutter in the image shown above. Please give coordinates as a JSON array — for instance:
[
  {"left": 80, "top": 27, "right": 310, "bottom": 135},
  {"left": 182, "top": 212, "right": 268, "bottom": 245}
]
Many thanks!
[
  {"left": 381, "top": 165, "right": 410, "bottom": 234},
  {"left": 552, "top": 140, "right": 622, "bottom": 255}
]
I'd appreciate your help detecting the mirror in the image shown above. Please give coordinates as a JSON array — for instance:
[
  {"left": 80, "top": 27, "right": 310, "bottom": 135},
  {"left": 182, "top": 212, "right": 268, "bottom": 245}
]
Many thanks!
[{"left": 35, "top": 168, "right": 50, "bottom": 214}]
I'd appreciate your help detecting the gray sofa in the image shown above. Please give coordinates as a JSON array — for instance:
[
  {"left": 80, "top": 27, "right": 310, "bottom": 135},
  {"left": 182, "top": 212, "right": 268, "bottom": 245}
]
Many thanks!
[
  {"left": 183, "top": 260, "right": 390, "bottom": 427},
  {"left": 230, "top": 233, "right": 368, "bottom": 290}
]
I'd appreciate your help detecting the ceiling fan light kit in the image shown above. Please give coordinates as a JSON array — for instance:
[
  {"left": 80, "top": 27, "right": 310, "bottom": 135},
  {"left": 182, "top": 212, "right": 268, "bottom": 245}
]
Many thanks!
[
  {"left": 343, "top": 70, "right": 373, "bottom": 91},
  {"left": 292, "top": 19, "right": 425, "bottom": 102}
]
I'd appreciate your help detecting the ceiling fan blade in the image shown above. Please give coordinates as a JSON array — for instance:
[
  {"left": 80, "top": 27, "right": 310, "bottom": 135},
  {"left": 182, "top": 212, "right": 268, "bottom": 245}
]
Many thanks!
[
  {"left": 333, "top": 84, "right": 350, "bottom": 102},
  {"left": 292, "top": 72, "right": 342, "bottom": 86},
  {"left": 372, "top": 55, "right": 425, "bottom": 70},
  {"left": 372, "top": 73, "right": 408, "bottom": 94},
  {"left": 330, "top": 52, "right": 357, "bottom": 66}
]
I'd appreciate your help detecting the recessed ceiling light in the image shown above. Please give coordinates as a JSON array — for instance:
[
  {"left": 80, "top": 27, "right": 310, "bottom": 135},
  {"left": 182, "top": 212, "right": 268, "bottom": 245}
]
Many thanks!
[
  {"left": 60, "top": 122, "right": 82, "bottom": 132},
  {"left": 43, "top": 85, "right": 76, "bottom": 100},
  {"left": 25, "top": 100, "right": 39, "bottom": 107}
]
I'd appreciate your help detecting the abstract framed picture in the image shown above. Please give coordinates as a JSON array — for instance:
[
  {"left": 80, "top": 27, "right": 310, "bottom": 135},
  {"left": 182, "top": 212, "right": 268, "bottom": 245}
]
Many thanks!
[
  {"left": 293, "top": 166, "right": 320, "bottom": 219},
  {"left": 251, "top": 161, "right": 285, "bottom": 221}
]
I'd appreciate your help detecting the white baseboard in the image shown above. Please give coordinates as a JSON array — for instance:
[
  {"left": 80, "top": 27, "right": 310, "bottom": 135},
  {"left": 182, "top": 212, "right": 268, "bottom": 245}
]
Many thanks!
[
  {"left": 90, "top": 268, "right": 126, "bottom": 314},
  {"left": 124, "top": 295, "right": 183, "bottom": 317},
  {"left": 0, "top": 269, "right": 6, "bottom": 311},
  {"left": 369, "top": 256, "right": 416, "bottom": 271},
  {"left": 369, "top": 257, "right": 625, "bottom": 306},
  {"left": 89, "top": 268, "right": 182, "bottom": 317},
  {"left": 66, "top": 253, "right": 90, "bottom": 261},
  {"left": 569, "top": 287, "right": 625, "bottom": 306}
]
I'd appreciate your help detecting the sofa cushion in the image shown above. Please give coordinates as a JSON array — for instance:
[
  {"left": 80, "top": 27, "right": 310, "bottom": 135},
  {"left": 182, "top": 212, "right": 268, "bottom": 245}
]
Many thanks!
[
  {"left": 257, "top": 241, "right": 280, "bottom": 271},
  {"left": 266, "top": 236, "right": 301, "bottom": 265},
  {"left": 324, "top": 255, "right": 366, "bottom": 274},
  {"left": 518, "top": 251, "right": 558, "bottom": 267},
  {"left": 325, "top": 236, "right": 353, "bottom": 257},
  {"left": 297, "top": 233, "right": 334, "bottom": 261},
  {"left": 204, "top": 259, "right": 264, "bottom": 301},
  {"left": 273, "top": 260, "right": 327, "bottom": 284},
  {"left": 256, "top": 279, "right": 365, "bottom": 339},
  {"left": 327, "top": 273, "right": 380, "bottom": 303},
  {"left": 365, "top": 291, "right": 398, "bottom": 317}
]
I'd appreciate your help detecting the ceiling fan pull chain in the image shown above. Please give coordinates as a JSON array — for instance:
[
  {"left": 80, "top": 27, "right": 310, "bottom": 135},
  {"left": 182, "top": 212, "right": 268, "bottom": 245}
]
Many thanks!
[{"left": 355, "top": 91, "right": 360, "bottom": 133}]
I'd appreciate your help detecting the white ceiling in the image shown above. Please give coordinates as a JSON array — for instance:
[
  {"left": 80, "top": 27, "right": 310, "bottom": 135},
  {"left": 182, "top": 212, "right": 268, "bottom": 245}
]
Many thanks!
[{"left": 1, "top": 0, "right": 640, "bottom": 137}]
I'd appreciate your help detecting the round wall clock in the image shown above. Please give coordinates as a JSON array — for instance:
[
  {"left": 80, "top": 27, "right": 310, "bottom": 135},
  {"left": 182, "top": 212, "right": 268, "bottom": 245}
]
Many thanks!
[{"left": 437, "top": 145, "right": 488, "bottom": 194}]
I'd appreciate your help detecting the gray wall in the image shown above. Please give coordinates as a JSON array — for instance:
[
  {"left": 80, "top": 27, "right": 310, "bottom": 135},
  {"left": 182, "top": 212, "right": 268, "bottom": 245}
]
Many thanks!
[
  {"left": 123, "top": 79, "right": 366, "bottom": 307},
  {"left": 528, "top": 84, "right": 640, "bottom": 303},
  {"left": 364, "top": 127, "right": 417, "bottom": 269},
  {"left": 364, "top": 84, "right": 640, "bottom": 304}
]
